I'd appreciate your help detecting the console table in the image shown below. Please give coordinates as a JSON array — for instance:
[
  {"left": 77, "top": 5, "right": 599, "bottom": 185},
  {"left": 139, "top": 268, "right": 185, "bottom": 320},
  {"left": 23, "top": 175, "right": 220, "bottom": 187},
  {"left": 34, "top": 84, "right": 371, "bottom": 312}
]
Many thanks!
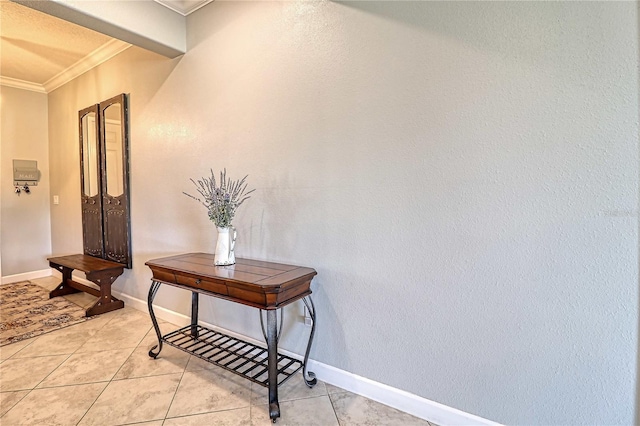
[{"left": 145, "top": 253, "right": 317, "bottom": 423}]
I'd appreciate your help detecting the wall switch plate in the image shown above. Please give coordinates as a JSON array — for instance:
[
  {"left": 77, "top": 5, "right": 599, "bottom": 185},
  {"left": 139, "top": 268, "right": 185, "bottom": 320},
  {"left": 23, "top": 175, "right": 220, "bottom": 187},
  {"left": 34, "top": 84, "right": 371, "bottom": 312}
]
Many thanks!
[
  {"left": 53, "top": 195, "right": 59, "bottom": 205},
  {"left": 304, "top": 306, "right": 312, "bottom": 326}
]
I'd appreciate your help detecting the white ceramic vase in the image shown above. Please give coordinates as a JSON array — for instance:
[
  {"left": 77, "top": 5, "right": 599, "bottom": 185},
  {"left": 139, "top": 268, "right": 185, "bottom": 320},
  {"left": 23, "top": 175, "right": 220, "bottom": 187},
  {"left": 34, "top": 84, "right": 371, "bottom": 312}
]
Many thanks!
[{"left": 214, "top": 226, "right": 236, "bottom": 266}]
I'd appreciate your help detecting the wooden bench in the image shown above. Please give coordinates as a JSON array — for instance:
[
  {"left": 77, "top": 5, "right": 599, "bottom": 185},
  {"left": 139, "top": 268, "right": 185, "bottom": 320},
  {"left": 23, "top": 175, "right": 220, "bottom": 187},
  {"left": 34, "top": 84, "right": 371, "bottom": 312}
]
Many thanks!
[{"left": 48, "top": 254, "right": 125, "bottom": 316}]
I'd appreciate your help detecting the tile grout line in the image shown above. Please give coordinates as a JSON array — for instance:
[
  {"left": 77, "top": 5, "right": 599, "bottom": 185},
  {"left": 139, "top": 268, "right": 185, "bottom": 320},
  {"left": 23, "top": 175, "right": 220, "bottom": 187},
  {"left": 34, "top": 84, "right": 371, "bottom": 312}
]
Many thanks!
[
  {"left": 4, "top": 291, "right": 429, "bottom": 426},
  {"left": 1, "top": 283, "right": 110, "bottom": 423},
  {"left": 110, "top": 320, "right": 153, "bottom": 381},
  {"left": 162, "top": 369, "right": 187, "bottom": 422},
  {"left": 328, "top": 391, "right": 344, "bottom": 426},
  {"left": 161, "top": 354, "right": 190, "bottom": 422},
  {"left": 163, "top": 405, "right": 253, "bottom": 424},
  {"left": 75, "top": 381, "right": 110, "bottom": 426},
  {"left": 0, "top": 389, "right": 30, "bottom": 420},
  {"left": 73, "top": 309, "right": 148, "bottom": 426},
  {"left": 73, "top": 317, "right": 124, "bottom": 426},
  {"left": 138, "top": 318, "right": 189, "bottom": 423},
  {"left": 2, "top": 330, "right": 42, "bottom": 360},
  {"left": 2, "top": 346, "right": 78, "bottom": 422},
  {"left": 29, "top": 352, "right": 74, "bottom": 391}
]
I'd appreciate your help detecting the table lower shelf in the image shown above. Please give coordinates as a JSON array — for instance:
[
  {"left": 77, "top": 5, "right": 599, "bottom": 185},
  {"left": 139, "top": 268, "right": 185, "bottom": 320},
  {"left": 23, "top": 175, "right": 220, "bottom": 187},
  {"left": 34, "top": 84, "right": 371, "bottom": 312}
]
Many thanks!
[{"left": 159, "top": 324, "right": 303, "bottom": 387}]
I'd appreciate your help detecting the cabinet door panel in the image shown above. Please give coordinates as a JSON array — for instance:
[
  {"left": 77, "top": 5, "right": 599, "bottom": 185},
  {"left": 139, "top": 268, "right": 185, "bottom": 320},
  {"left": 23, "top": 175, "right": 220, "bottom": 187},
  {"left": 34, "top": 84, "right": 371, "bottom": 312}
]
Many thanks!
[
  {"left": 100, "top": 94, "right": 131, "bottom": 268},
  {"left": 79, "top": 105, "right": 104, "bottom": 258},
  {"left": 79, "top": 94, "right": 131, "bottom": 268}
]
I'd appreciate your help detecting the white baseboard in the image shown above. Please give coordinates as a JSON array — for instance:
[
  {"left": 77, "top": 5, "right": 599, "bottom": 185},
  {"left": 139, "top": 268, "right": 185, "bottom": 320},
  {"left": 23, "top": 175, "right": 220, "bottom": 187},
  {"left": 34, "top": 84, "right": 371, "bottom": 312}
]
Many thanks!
[
  {"left": 60, "top": 271, "right": 499, "bottom": 426},
  {"left": 113, "top": 288, "right": 500, "bottom": 425},
  {"left": 1, "top": 269, "right": 52, "bottom": 284},
  {"left": 307, "top": 360, "right": 500, "bottom": 426}
]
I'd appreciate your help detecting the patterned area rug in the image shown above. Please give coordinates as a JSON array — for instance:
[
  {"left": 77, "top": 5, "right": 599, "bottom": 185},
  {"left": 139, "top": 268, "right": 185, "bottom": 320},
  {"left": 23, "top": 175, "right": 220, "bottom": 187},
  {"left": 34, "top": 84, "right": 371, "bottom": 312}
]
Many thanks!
[{"left": 0, "top": 281, "right": 91, "bottom": 346}]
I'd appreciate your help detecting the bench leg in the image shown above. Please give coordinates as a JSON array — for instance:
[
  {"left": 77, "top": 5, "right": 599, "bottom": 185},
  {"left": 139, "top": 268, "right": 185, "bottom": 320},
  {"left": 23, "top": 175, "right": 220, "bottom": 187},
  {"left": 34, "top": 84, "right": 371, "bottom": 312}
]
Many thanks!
[
  {"left": 85, "top": 270, "right": 124, "bottom": 316},
  {"left": 49, "top": 264, "right": 81, "bottom": 298}
]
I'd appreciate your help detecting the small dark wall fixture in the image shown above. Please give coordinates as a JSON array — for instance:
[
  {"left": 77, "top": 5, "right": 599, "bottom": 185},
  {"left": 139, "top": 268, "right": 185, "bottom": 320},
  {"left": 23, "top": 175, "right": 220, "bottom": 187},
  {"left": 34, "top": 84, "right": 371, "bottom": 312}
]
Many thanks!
[{"left": 79, "top": 93, "right": 132, "bottom": 268}]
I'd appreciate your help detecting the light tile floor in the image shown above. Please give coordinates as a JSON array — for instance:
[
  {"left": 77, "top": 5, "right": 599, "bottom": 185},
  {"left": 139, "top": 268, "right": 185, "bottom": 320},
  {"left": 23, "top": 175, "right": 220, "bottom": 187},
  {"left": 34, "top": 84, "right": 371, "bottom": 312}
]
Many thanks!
[{"left": 0, "top": 277, "right": 434, "bottom": 426}]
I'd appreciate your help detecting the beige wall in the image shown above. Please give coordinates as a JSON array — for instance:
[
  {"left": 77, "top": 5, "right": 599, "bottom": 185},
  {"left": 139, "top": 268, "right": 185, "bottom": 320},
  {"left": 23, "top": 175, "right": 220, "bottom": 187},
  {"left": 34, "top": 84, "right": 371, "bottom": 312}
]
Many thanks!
[
  {"left": 1, "top": 86, "right": 52, "bottom": 276},
  {"left": 46, "top": 2, "right": 638, "bottom": 424},
  {"left": 47, "top": 47, "right": 180, "bottom": 259}
]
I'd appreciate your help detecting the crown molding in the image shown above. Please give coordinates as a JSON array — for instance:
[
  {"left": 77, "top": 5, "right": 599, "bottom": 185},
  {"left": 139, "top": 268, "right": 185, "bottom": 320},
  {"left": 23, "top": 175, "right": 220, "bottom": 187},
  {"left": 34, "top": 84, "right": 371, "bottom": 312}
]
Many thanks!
[
  {"left": 154, "top": 0, "right": 213, "bottom": 16},
  {"left": 1, "top": 39, "right": 132, "bottom": 94},
  {"left": 0, "top": 76, "right": 47, "bottom": 93},
  {"left": 43, "top": 39, "right": 132, "bottom": 93}
]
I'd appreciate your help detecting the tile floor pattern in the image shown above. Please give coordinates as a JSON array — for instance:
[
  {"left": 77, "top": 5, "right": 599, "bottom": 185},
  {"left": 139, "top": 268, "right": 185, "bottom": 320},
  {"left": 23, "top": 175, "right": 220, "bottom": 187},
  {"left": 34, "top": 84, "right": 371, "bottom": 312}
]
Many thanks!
[{"left": 0, "top": 277, "right": 434, "bottom": 426}]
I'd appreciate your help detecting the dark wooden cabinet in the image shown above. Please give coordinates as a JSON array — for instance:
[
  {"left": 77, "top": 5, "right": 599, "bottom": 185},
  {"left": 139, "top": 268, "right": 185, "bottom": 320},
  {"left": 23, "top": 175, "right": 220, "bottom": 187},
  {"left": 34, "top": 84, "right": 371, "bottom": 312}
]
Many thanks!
[{"left": 79, "top": 94, "right": 131, "bottom": 268}]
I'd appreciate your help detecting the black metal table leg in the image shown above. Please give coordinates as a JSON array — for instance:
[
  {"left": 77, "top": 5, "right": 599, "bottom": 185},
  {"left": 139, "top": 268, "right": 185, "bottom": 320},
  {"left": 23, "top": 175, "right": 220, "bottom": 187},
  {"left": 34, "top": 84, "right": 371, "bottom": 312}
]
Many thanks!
[
  {"left": 302, "top": 296, "right": 317, "bottom": 387},
  {"left": 191, "top": 292, "right": 199, "bottom": 338},
  {"left": 267, "top": 309, "right": 280, "bottom": 423},
  {"left": 148, "top": 280, "right": 164, "bottom": 358}
]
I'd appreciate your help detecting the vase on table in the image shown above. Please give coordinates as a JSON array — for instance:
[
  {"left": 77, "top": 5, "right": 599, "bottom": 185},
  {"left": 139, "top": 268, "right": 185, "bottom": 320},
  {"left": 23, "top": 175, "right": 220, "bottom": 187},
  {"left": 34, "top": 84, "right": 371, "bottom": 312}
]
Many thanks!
[{"left": 214, "top": 226, "right": 236, "bottom": 266}]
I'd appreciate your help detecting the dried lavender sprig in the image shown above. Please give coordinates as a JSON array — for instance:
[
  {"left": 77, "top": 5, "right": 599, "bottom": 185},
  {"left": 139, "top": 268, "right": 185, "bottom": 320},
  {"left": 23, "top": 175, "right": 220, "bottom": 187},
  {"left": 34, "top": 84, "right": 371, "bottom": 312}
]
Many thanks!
[{"left": 183, "top": 169, "right": 255, "bottom": 228}]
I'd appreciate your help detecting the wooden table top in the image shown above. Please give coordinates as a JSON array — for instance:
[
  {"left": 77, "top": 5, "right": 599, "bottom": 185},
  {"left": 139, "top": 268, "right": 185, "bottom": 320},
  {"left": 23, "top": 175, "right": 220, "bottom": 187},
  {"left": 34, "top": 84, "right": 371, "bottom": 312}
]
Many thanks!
[
  {"left": 48, "top": 254, "right": 125, "bottom": 273},
  {"left": 145, "top": 253, "right": 317, "bottom": 309}
]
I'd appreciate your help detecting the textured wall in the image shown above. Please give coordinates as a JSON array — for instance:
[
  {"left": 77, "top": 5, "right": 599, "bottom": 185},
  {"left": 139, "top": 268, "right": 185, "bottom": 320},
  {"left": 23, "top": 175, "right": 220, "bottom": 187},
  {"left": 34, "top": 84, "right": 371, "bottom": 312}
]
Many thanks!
[
  {"left": 1, "top": 86, "right": 52, "bottom": 276},
  {"left": 46, "top": 2, "right": 638, "bottom": 424}
]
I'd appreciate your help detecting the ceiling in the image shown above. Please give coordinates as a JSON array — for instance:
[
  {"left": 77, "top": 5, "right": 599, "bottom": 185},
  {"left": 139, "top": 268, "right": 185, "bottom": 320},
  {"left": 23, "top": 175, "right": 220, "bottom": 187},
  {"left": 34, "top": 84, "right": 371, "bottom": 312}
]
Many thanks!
[
  {"left": 155, "top": 0, "right": 212, "bottom": 15},
  {"left": 0, "top": 0, "right": 210, "bottom": 93}
]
